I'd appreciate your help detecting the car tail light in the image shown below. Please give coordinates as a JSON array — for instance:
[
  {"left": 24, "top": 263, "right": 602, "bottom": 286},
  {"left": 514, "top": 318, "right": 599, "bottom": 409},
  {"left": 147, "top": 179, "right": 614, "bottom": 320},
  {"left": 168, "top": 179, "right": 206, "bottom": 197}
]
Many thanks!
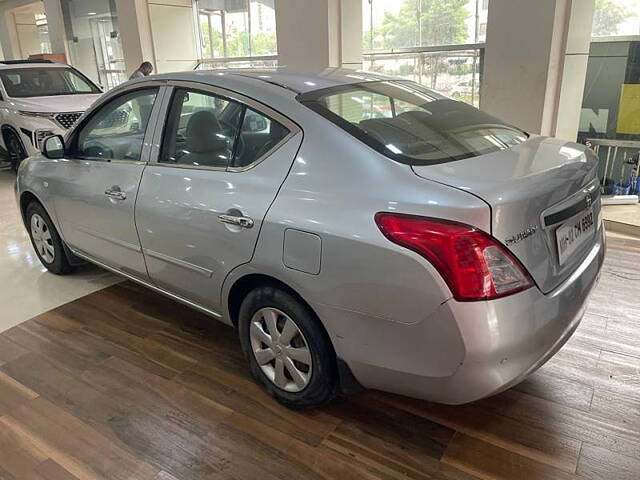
[{"left": 374, "top": 213, "right": 533, "bottom": 301}]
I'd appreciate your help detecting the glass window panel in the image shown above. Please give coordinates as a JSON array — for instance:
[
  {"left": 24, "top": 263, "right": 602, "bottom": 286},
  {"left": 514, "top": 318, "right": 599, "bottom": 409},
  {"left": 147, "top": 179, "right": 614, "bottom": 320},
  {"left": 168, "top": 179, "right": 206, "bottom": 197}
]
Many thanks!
[
  {"left": 250, "top": 0, "right": 277, "bottom": 55},
  {"left": 61, "top": 0, "right": 126, "bottom": 89},
  {"left": 0, "top": 68, "right": 100, "bottom": 97},
  {"left": 303, "top": 81, "right": 527, "bottom": 166},
  {"left": 363, "top": 49, "right": 483, "bottom": 107},
  {"left": 592, "top": 0, "right": 640, "bottom": 38},
  {"left": 160, "top": 89, "right": 241, "bottom": 168},
  {"left": 232, "top": 108, "right": 289, "bottom": 168},
  {"left": 197, "top": 0, "right": 277, "bottom": 62},
  {"left": 224, "top": 5, "right": 250, "bottom": 57},
  {"left": 362, "top": 0, "right": 489, "bottom": 51},
  {"left": 75, "top": 89, "right": 158, "bottom": 161}
]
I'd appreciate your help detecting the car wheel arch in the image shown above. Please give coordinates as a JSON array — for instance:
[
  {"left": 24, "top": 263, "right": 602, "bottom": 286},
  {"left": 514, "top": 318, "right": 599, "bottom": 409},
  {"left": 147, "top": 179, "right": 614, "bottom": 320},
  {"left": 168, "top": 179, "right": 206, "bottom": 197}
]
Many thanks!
[
  {"left": 20, "top": 190, "right": 44, "bottom": 225},
  {"left": 226, "top": 272, "right": 364, "bottom": 395},
  {"left": 2, "top": 124, "right": 22, "bottom": 141},
  {"left": 227, "top": 274, "right": 311, "bottom": 324},
  {"left": 20, "top": 190, "right": 82, "bottom": 267},
  {"left": 226, "top": 273, "right": 334, "bottom": 346}
]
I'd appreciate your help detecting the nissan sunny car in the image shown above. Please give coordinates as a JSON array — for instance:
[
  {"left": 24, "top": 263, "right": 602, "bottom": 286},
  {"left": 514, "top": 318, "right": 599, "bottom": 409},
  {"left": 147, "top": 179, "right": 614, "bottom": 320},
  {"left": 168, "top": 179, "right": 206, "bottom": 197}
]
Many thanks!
[{"left": 16, "top": 68, "right": 604, "bottom": 408}]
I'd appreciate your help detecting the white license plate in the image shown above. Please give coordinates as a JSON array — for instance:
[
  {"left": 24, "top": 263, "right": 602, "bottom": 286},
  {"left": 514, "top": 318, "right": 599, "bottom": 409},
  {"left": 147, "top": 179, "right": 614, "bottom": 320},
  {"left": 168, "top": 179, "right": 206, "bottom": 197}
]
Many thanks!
[{"left": 555, "top": 208, "right": 595, "bottom": 266}]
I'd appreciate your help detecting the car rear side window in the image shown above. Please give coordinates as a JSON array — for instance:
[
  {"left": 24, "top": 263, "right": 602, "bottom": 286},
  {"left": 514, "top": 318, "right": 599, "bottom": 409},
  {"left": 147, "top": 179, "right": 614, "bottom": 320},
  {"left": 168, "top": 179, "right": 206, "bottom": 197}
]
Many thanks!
[
  {"left": 230, "top": 108, "right": 290, "bottom": 169},
  {"left": 298, "top": 81, "right": 528, "bottom": 166},
  {"left": 160, "top": 88, "right": 290, "bottom": 170},
  {"left": 160, "top": 89, "right": 240, "bottom": 168}
]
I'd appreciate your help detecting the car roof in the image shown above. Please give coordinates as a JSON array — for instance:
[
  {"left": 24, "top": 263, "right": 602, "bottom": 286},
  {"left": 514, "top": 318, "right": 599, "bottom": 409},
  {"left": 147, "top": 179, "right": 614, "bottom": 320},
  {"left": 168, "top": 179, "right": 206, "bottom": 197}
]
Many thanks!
[
  {"left": 153, "top": 67, "right": 398, "bottom": 95},
  {"left": 0, "top": 61, "right": 71, "bottom": 70}
]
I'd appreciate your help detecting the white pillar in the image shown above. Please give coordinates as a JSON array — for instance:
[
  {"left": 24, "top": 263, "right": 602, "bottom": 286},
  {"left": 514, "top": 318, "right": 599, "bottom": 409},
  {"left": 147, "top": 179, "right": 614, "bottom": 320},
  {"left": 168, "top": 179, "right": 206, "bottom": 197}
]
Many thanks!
[
  {"left": 481, "top": 0, "right": 595, "bottom": 141},
  {"left": 115, "top": 0, "right": 155, "bottom": 76},
  {"left": 275, "top": 0, "right": 362, "bottom": 70},
  {"left": 42, "top": 0, "right": 69, "bottom": 59}
]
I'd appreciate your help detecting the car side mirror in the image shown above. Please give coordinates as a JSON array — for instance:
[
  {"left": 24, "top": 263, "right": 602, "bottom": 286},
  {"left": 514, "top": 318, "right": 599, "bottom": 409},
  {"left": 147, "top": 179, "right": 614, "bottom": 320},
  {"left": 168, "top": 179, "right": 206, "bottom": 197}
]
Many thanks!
[{"left": 42, "top": 135, "right": 65, "bottom": 159}]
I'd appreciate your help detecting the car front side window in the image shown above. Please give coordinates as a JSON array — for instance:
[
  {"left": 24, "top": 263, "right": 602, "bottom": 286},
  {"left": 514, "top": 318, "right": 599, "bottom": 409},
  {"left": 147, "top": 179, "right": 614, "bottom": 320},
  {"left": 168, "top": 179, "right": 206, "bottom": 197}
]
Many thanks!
[{"left": 73, "top": 88, "right": 158, "bottom": 161}]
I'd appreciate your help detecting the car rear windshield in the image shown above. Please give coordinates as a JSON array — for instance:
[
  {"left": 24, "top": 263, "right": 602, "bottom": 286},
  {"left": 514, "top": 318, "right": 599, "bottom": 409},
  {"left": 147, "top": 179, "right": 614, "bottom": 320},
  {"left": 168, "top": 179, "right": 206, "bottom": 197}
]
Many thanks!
[
  {"left": 0, "top": 67, "right": 100, "bottom": 98},
  {"left": 298, "top": 80, "right": 528, "bottom": 166}
]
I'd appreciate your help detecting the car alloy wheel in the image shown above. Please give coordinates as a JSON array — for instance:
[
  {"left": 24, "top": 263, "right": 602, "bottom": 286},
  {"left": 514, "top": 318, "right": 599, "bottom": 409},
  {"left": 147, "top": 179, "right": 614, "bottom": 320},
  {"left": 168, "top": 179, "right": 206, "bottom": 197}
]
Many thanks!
[
  {"left": 30, "top": 213, "right": 55, "bottom": 263},
  {"left": 249, "top": 306, "right": 312, "bottom": 392}
]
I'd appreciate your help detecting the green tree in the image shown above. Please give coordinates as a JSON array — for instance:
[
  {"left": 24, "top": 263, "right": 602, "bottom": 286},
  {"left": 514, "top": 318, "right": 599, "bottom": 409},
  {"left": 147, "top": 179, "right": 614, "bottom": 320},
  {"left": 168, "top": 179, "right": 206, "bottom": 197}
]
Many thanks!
[
  {"left": 363, "top": 0, "right": 470, "bottom": 89},
  {"left": 251, "top": 32, "right": 277, "bottom": 55},
  {"left": 365, "top": 0, "right": 469, "bottom": 51},
  {"left": 592, "top": 0, "right": 630, "bottom": 36}
]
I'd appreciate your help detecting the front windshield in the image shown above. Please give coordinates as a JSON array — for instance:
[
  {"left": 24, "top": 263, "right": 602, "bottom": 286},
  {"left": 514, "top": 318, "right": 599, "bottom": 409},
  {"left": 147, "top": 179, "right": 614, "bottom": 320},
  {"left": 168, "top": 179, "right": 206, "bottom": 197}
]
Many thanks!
[
  {"left": 0, "top": 67, "right": 100, "bottom": 98},
  {"left": 299, "top": 80, "right": 528, "bottom": 166}
]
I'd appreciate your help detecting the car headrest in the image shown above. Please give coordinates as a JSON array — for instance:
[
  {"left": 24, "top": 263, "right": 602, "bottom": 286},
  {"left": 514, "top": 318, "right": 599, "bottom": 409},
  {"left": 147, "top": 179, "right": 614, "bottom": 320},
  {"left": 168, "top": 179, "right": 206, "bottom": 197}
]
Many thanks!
[{"left": 185, "top": 110, "right": 228, "bottom": 154}]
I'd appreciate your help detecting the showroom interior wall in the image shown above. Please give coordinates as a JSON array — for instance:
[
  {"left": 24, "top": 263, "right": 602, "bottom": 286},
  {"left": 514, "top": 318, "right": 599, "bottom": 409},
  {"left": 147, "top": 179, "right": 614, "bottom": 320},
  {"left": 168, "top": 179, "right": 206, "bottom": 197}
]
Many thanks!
[
  {"left": 0, "top": 0, "right": 45, "bottom": 59},
  {"left": 114, "top": 0, "right": 199, "bottom": 77},
  {"left": 275, "top": 0, "right": 362, "bottom": 69},
  {"left": 481, "top": 0, "right": 596, "bottom": 141}
]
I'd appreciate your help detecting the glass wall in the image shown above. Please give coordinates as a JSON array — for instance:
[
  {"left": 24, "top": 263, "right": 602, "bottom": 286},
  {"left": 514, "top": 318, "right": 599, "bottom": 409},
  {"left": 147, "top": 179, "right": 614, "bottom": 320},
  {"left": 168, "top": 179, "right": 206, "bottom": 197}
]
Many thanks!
[
  {"left": 61, "top": 0, "right": 126, "bottom": 89},
  {"left": 363, "top": 0, "right": 488, "bottom": 106},
  {"left": 195, "top": 0, "right": 277, "bottom": 69},
  {"left": 592, "top": 0, "right": 640, "bottom": 38},
  {"left": 35, "top": 14, "right": 52, "bottom": 54},
  {"left": 578, "top": 0, "right": 640, "bottom": 198}
]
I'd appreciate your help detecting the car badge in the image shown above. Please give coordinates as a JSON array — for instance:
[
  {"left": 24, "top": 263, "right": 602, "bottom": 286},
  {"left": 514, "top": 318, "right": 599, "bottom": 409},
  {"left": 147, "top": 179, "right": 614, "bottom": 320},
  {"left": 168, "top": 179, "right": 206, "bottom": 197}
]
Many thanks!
[{"left": 505, "top": 226, "right": 538, "bottom": 246}]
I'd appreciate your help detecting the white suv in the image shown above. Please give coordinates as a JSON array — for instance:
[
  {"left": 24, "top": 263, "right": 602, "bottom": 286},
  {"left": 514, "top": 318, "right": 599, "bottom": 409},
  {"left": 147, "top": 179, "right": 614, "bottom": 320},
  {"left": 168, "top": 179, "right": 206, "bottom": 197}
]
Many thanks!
[{"left": 0, "top": 60, "right": 102, "bottom": 170}]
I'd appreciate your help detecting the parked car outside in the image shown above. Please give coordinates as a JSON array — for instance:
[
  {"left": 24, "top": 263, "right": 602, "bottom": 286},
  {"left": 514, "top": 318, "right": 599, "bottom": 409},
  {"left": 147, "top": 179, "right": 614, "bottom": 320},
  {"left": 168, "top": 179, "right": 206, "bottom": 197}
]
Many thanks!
[
  {"left": 16, "top": 68, "right": 605, "bottom": 408},
  {"left": 450, "top": 78, "right": 481, "bottom": 99},
  {"left": 0, "top": 60, "right": 102, "bottom": 170}
]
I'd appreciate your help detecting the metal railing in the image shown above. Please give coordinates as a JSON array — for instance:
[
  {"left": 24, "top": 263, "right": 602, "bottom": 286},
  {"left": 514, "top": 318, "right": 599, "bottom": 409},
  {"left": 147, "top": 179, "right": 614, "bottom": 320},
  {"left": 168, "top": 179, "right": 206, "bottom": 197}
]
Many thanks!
[{"left": 363, "top": 44, "right": 485, "bottom": 106}]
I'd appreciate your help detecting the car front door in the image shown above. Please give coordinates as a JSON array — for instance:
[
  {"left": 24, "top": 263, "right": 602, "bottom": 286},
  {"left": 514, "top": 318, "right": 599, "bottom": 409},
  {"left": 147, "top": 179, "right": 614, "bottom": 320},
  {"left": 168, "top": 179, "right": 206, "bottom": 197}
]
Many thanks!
[
  {"left": 52, "top": 84, "right": 166, "bottom": 279},
  {"left": 135, "top": 83, "right": 302, "bottom": 314}
]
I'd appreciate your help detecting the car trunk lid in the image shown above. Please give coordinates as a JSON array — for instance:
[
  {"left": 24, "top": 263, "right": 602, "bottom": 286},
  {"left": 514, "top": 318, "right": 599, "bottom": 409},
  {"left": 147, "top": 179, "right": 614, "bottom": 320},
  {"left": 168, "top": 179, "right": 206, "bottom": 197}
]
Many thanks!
[{"left": 412, "top": 136, "right": 601, "bottom": 293}]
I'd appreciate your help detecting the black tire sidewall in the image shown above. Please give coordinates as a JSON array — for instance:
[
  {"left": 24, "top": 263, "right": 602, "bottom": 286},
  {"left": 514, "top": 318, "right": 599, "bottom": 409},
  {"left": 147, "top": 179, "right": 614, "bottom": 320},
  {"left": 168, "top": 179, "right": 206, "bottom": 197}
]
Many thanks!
[
  {"left": 238, "top": 286, "right": 338, "bottom": 409},
  {"left": 26, "top": 202, "right": 72, "bottom": 275},
  {"left": 6, "top": 131, "right": 26, "bottom": 170}
]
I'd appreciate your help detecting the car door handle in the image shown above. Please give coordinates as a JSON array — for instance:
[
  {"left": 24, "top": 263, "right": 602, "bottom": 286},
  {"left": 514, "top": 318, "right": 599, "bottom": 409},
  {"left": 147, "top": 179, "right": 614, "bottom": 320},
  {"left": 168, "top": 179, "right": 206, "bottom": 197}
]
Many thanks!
[
  {"left": 104, "top": 189, "right": 127, "bottom": 200},
  {"left": 218, "top": 214, "right": 254, "bottom": 229}
]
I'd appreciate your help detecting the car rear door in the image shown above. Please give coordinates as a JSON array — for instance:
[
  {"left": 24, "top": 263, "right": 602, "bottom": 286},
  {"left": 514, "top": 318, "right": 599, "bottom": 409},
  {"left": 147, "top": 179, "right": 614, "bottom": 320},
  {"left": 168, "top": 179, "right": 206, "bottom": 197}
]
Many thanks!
[
  {"left": 135, "top": 81, "right": 302, "bottom": 314},
  {"left": 52, "top": 83, "right": 167, "bottom": 279}
]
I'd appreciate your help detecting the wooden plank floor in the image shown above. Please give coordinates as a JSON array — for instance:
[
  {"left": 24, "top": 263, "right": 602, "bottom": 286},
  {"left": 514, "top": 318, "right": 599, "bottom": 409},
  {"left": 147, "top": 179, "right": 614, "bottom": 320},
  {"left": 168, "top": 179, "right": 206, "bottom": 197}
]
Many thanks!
[{"left": 1, "top": 235, "right": 639, "bottom": 479}]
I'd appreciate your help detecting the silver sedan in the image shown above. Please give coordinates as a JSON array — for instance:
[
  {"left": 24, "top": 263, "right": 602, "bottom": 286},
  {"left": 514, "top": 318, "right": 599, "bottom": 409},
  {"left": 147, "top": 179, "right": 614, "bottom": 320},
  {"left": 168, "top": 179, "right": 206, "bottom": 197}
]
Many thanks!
[{"left": 16, "top": 69, "right": 604, "bottom": 408}]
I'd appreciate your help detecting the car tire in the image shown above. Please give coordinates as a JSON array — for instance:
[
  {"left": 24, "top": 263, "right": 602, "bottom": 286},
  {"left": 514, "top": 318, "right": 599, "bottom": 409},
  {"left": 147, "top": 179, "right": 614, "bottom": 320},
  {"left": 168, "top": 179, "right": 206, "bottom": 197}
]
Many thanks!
[
  {"left": 4, "top": 130, "right": 27, "bottom": 171},
  {"left": 238, "top": 285, "right": 338, "bottom": 409},
  {"left": 25, "top": 201, "right": 74, "bottom": 275}
]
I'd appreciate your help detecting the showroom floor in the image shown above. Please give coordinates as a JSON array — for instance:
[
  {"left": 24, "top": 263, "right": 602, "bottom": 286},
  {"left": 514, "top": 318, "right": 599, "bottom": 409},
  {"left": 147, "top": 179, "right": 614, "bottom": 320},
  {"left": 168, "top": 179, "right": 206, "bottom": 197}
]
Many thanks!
[
  {"left": 2, "top": 169, "right": 640, "bottom": 479},
  {"left": 0, "top": 169, "right": 120, "bottom": 331}
]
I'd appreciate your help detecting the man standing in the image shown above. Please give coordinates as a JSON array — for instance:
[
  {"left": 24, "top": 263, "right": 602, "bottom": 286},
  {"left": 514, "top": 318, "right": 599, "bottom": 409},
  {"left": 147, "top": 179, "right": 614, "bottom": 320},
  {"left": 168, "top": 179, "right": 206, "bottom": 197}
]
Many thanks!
[{"left": 129, "top": 61, "right": 153, "bottom": 80}]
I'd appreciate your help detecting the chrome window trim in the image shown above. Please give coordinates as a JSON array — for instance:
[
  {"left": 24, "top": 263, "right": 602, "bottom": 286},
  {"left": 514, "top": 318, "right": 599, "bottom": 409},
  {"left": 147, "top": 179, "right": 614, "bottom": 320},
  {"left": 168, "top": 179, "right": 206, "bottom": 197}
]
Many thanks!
[
  {"left": 150, "top": 162, "right": 227, "bottom": 172},
  {"left": 148, "top": 80, "right": 302, "bottom": 173}
]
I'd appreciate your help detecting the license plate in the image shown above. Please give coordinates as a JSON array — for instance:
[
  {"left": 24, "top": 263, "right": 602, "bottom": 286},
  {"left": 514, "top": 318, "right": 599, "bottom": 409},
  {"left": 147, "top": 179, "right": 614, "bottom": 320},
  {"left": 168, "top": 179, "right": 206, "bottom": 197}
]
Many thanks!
[{"left": 555, "top": 208, "right": 595, "bottom": 266}]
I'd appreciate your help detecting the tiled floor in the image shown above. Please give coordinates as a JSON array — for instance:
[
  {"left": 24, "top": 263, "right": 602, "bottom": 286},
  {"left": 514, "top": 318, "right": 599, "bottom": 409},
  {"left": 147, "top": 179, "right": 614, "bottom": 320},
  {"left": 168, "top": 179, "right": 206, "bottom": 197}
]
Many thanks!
[{"left": 0, "top": 169, "right": 120, "bottom": 332}]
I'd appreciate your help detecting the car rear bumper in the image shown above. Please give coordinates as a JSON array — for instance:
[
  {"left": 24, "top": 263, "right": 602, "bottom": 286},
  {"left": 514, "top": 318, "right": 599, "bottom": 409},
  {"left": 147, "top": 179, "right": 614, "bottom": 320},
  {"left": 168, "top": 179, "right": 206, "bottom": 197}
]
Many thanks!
[{"left": 327, "top": 228, "right": 605, "bottom": 404}]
